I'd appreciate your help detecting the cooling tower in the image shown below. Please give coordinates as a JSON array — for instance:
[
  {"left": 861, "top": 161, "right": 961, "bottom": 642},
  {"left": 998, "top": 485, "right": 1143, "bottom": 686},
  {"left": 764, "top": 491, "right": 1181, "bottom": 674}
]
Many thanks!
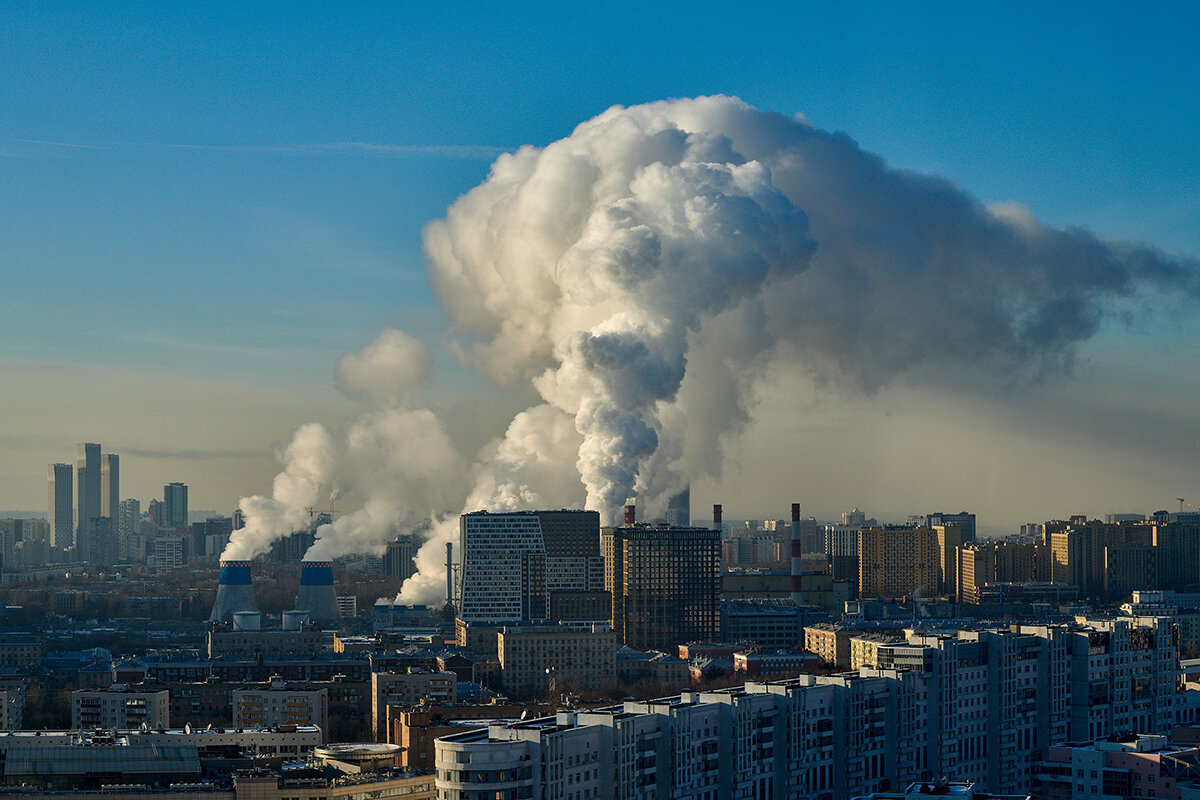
[
  {"left": 790, "top": 503, "right": 804, "bottom": 606},
  {"left": 295, "top": 560, "right": 340, "bottom": 623},
  {"left": 209, "top": 560, "right": 259, "bottom": 622}
]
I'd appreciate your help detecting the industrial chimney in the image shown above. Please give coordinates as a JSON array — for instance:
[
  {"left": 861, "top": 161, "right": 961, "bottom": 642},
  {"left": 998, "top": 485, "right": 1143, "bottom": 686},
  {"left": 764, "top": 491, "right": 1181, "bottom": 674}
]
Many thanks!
[
  {"left": 295, "top": 560, "right": 341, "bottom": 623},
  {"left": 624, "top": 505, "right": 636, "bottom": 525},
  {"left": 445, "top": 541, "right": 454, "bottom": 609},
  {"left": 790, "top": 502, "right": 804, "bottom": 606},
  {"left": 210, "top": 560, "right": 259, "bottom": 622}
]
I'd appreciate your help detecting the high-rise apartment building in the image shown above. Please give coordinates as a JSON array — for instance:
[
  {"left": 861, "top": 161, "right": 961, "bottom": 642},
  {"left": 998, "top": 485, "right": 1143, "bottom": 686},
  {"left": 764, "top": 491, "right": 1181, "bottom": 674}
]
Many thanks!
[
  {"left": 87, "top": 517, "right": 117, "bottom": 567},
  {"left": 1050, "top": 520, "right": 1162, "bottom": 600},
  {"left": 48, "top": 463, "right": 74, "bottom": 551},
  {"left": 384, "top": 536, "right": 417, "bottom": 583},
  {"left": 117, "top": 498, "right": 140, "bottom": 561},
  {"left": 457, "top": 510, "right": 603, "bottom": 624},
  {"left": 100, "top": 454, "right": 119, "bottom": 521},
  {"left": 606, "top": 522, "right": 721, "bottom": 651},
  {"left": 76, "top": 443, "right": 101, "bottom": 560},
  {"left": 664, "top": 486, "right": 690, "bottom": 527},
  {"left": 956, "top": 544, "right": 996, "bottom": 604},
  {"left": 934, "top": 523, "right": 962, "bottom": 596},
  {"left": 438, "top": 618, "right": 1182, "bottom": 800},
  {"left": 858, "top": 526, "right": 940, "bottom": 601},
  {"left": 842, "top": 507, "right": 867, "bottom": 527},
  {"left": 926, "top": 510, "right": 977, "bottom": 542},
  {"left": 162, "top": 482, "right": 188, "bottom": 528}
]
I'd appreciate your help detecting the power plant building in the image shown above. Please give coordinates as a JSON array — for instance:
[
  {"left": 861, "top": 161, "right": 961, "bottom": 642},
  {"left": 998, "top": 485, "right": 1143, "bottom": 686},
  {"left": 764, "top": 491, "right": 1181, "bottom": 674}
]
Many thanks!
[
  {"left": 210, "top": 560, "right": 260, "bottom": 622},
  {"left": 296, "top": 560, "right": 342, "bottom": 623}
]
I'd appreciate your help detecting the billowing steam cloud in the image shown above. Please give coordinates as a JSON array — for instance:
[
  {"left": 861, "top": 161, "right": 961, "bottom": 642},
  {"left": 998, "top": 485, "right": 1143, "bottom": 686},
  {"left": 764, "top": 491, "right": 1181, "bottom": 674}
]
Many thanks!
[
  {"left": 224, "top": 95, "right": 1199, "bottom": 603},
  {"left": 223, "top": 331, "right": 468, "bottom": 562}
]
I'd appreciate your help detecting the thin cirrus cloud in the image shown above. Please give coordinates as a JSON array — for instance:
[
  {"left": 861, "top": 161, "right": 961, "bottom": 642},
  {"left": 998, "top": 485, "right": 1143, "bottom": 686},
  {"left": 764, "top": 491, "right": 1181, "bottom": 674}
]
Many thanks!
[
  {"left": 2, "top": 139, "right": 509, "bottom": 160},
  {"left": 158, "top": 141, "right": 510, "bottom": 160}
]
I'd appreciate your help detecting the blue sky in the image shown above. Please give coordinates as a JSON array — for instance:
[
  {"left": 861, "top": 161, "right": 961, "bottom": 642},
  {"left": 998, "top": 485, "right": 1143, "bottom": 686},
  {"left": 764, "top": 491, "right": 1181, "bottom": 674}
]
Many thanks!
[{"left": 2, "top": 2, "right": 1198, "bottom": 526}]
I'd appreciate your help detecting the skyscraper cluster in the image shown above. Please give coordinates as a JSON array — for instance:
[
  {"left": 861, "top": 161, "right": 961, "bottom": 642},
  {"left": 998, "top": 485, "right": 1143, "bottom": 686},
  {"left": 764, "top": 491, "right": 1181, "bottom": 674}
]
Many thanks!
[{"left": 41, "top": 443, "right": 196, "bottom": 568}]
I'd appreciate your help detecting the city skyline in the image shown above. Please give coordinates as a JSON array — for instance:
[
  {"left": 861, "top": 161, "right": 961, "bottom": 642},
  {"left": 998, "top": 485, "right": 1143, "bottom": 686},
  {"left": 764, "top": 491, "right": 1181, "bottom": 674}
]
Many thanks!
[{"left": 2, "top": 4, "right": 1198, "bottom": 540}]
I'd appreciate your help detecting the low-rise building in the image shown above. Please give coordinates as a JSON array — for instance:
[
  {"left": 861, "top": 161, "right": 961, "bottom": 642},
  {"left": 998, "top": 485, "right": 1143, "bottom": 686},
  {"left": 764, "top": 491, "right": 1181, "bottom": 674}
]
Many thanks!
[
  {"left": 497, "top": 623, "right": 617, "bottom": 698},
  {"left": 232, "top": 680, "right": 328, "bottom": 736},
  {"left": 207, "top": 626, "right": 324, "bottom": 659},
  {"left": 0, "top": 633, "right": 42, "bottom": 669},
  {"left": 721, "top": 602, "right": 805, "bottom": 648},
  {"left": 71, "top": 684, "right": 169, "bottom": 730},
  {"left": 388, "top": 701, "right": 552, "bottom": 769},
  {"left": 731, "top": 649, "right": 818, "bottom": 677},
  {"left": 371, "top": 670, "right": 457, "bottom": 739},
  {"left": 1035, "top": 734, "right": 1200, "bottom": 799},
  {"left": 803, "top": 622, "right": 852, "bottom": 667}
]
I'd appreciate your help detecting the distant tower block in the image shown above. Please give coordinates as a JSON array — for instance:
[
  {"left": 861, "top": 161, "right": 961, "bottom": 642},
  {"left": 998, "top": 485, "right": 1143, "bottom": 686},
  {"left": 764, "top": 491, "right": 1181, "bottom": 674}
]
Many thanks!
[
  {"left": 712, "top": 504, "right": 722, "bottom": 531},
  {"left": 666, "top": 486, "right": 691, "bottom": 527},
  {"left": 624, "top": 505, "right": 636, "bottom": 525},
  {"left": 296, "top": 560, "right": 340, "bottom": 623},
  {"left": 210, "top": 560, "right": 259, "bottom": 622},
  {"left": 790, "top": 502, "right": 804, "bottom": 605}
]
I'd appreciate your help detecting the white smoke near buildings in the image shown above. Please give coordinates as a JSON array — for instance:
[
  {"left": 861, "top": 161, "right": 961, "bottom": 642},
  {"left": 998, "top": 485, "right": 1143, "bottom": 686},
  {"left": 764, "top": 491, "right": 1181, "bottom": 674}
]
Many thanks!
[
  {"left": 223, "top": 331, "right": 467, "bottom": 563},
  {"left": 225, "top": 95, "right": 1199, "bottom": 604}
]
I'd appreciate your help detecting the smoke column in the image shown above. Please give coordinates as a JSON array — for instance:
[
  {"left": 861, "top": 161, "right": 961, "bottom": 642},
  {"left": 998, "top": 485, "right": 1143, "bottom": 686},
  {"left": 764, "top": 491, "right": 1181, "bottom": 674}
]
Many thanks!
[{"left": 225, "top": 96, "right": 1199, "bottom": 605}]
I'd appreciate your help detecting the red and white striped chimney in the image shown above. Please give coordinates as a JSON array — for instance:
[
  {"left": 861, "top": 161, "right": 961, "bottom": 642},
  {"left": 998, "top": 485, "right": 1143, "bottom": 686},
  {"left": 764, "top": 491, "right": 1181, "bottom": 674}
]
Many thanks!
[
  {"left": 791, "top": 502, "right": 804, "bottom": 605},
  {"left": 624, "top": 504, "right": 636, "bottom": 525}
]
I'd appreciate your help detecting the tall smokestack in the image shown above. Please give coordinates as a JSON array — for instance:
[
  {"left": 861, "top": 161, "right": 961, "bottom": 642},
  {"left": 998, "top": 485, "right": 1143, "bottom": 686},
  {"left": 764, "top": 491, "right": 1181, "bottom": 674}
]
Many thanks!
[
  {"left": 624, "top": 505, "right": 636, "bottom": 525},
  {"left": 210, "top": 560, "right": 259, "bottom": 622},
  {"left": 712, "top": 504, "right": 722, "bottom": 531},
  {"left": 445, "top": 541, "right": 454, "bottom": 608},
  {"left": 791, "top": 502, "right": 804, "bottom": 606},
  {"left": 295, "top": 560, "right": 340, "bottom": 623}
]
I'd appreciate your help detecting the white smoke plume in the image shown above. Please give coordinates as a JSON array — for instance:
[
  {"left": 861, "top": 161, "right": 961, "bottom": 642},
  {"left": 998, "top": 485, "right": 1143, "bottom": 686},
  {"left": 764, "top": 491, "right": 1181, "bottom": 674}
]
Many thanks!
[
  {"left": 426, "top": 95, "right": 1197, "bottom": 529},
  {"left": 334, "top": 328, "right": 432, "bottom": 404},
  {"left": 222, "top": 333, "right": 468, "bottom": 563},
  {"left": 228, "top": 95, "right": 1198, "bottom": 604}
]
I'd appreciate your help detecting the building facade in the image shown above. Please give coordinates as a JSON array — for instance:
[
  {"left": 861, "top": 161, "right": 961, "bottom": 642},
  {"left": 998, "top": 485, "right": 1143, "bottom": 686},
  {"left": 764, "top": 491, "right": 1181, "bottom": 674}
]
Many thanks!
[
  {"left": 232, "top": 682, "right": 329, "bottom": 736},
  {"left": 163, "top": 481, "right": 189, "bottom": 528},
  {"left": 497, "top": 623, "right": 617, "bottom": 698},
  {"left": 458, "top": 510, "right": 605, "bottom": 624},
  {"left": 76, "top": 443, "right": 101, "bottom": 561},
  {"left": 48, "top": 462, "right": 74, "bottom": 552},
  {"left": 437, "top": 618, "right": 1187, "bottom": 800},
  {"left": 606, "top": 523, "right": 721, "bottom": 652},
  {"left": 858, "top": 526, "right": 940, "bottom": 601},
  {"left": 71, "top": 685, "right": 170, "bottom": 730}
]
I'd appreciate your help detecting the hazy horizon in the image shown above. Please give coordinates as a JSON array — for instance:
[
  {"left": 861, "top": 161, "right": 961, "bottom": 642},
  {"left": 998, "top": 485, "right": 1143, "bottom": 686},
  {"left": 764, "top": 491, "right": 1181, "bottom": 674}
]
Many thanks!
[{"left": 3, "top": 5, "right": 1197, "bottom": 565}]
